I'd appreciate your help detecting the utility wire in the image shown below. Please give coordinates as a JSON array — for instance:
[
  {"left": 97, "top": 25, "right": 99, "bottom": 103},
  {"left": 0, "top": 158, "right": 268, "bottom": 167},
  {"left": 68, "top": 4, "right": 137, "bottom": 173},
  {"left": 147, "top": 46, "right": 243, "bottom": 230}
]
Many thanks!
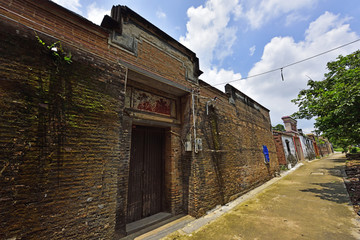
[{"left": 213, "top": 38, "right": 360, "bottom": 86}]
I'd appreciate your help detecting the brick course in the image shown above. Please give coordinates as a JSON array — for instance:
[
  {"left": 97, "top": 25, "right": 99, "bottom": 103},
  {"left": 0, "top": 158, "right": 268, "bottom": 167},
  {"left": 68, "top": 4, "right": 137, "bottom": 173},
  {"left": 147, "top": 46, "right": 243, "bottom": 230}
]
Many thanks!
[
  {"left": 188, "top": 81, "right": 279, "bottom": 216},
  {"left": 0, "top": 17, "right": 126, "bottom": 239},
  {"left": 273, "top": 132, "right": 287, "bottom": 165}
]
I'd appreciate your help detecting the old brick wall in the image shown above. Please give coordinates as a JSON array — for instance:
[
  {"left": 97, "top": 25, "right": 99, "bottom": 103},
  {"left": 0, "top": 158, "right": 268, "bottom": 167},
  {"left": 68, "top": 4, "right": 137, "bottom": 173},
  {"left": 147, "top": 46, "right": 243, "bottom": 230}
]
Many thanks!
[
  {"left": 0, "top": 0, "right": 202, "bottom": 238},
  {"left": 0, "top": 6, "right": 129, "bottom": 240},
  {"left": 318, "top": 141, "right": 333, "bottom": 156},
  {"left": 273, "top": 132, "right": 287, "bottom": 166},
  {"left": 0, "top": 0, "right": 198, "bottom": 89},
  {"left": 0, "top": 0, "right": 202, "bottom": 239},
  {"left": 299, "top": 135, "right": 316, "bottom": 160},
  {"left": 188, "top": 81, "right": 279, "bottom": 216},
  {"left": 1, "top": 0, "right": 286, "bottom": 237},
  {"left": 281, "top": 135, "right": 298, "bottom": 167},
  {"left": 163, "top": 126, "right": 185, "bottom": 215},
  {"left": 109, "top": 5, "right": 200, "bottom": 86}
]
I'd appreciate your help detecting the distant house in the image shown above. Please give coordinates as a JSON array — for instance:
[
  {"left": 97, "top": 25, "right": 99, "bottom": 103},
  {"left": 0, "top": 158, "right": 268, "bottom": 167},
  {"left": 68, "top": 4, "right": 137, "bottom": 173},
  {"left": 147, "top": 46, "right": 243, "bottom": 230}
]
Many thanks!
[
  {"left": 311, "top": 135, "right": 334, "bottom": 156},
  {"left": 307, "top": 134, "right": 320, "bottom": 157},
  {"left": 273, "top": 116, "right": 318, "bottom": 168},
  {"left": 273, "top": 130, "right": 298, "bottom": 168},
  {"left": 0, "top": 0, "right": 279, "bottom": 239},
  {"left": 298, "top": 130, "right": 316, "bottom": 160}
]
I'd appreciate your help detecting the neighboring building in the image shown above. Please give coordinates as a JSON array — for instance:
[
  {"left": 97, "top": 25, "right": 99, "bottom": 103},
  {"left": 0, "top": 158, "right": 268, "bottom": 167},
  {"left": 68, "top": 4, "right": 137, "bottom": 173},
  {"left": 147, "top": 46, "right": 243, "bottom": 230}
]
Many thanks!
[
  {"left": 273, "top": 131, "right": 287, "bottom": 166},
  {"left": 298, "top": 130, "right": 316, "bottom": 160},
  {"left": 273, "top": 131, "right": 298, "bottom": 168},
  {"left": 273, "top": 116, "right": 318, "bottom": 168},
  {"left": 0, "top": 1, "right": 278, "bottom": 239},
  {"left": 307, "top": 133, "right": 321, "bottom": 157},
  {"left": 282, "top": 116, "right": 305, "bottom": 161},
  {"left": 316, "top": 136, "right": 334, "bottom": 156},
  {"left": 282, "top": 116, "right": 317, "bottom": 162}
]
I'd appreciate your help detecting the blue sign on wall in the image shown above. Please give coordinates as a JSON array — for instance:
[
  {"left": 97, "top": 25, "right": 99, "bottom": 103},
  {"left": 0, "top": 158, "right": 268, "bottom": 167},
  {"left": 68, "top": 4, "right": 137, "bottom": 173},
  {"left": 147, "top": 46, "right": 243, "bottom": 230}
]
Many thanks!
[{"left": 263, "top": 145, "right": 270, "bottom": 164}]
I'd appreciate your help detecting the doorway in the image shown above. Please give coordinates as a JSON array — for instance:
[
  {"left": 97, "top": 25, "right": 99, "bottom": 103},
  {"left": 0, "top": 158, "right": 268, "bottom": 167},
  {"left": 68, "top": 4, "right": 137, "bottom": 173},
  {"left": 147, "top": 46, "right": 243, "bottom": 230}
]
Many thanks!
[
  {"left": 294, "top": 137, "right": 304, "bottom": 161},
  {"left": 126, "top": 125, "right": 165, "bottom": 223}
]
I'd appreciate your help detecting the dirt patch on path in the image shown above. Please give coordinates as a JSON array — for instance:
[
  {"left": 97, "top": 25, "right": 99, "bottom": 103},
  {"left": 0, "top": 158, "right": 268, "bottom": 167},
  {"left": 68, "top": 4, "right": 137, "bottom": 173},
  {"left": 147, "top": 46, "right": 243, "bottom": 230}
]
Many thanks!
[{"left": 344, "top": 158, "right": 360, "bottom": 215}]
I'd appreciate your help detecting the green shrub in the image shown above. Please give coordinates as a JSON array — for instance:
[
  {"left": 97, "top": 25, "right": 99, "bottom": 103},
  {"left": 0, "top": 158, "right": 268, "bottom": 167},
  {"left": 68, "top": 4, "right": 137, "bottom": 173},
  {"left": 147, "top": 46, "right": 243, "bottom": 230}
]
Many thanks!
[
  {"left": 350, "top": 147, "right": 358, "bottom": 153},
  {"left": 280, "top": 165, "right": 288, "bottom": 171},
  {"left": 334, "top": 147, "right": 344, "bottom": 152}
]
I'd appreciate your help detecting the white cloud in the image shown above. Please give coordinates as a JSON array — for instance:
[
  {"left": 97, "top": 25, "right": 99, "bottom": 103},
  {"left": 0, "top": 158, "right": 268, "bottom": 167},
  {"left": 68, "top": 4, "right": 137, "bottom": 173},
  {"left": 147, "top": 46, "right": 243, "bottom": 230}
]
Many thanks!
[
  {"left": 285, "top": 12, "right": 309, "bottom": 26},
  {"left": 232, "top": 4, "right": 243, "bottom": 20},
  {"left": 200, "top": 67, "right": 242, "bottom": 90},
  {"left": 243, "top": 0, "right": 317, "bottom": 29},
  {"left": 180, "top": 0, "right": 243, "bottom": 92},
  {"left": 214, "top": 27, "right": 238, "bottom": 62},
  {"left": 156, "top": 10, "right": 167, "bottom": 19},
  {"left": 52, "top": 0, "right": 82, "bottom": 14},
  {"left": 180, "top": 0, "right": 242, "bottom": 69},
  {"left": 232, "top": 11, "right": 359, "bottom": 131},
  {"left": 86, "top": 3, "right": 110, "bottom": 25},
  {"left": 305, "top": 11, "right": 351, "bottom": 42},
  {"left": 249, "top": 45, "right": 256, "bottom": 56}
]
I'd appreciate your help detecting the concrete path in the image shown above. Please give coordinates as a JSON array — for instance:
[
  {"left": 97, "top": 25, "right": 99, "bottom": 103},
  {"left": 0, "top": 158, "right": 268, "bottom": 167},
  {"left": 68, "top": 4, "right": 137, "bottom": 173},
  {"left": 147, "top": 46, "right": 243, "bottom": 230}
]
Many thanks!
[{"left": 163, "top": 154, "right": 360, "bottom": 240}]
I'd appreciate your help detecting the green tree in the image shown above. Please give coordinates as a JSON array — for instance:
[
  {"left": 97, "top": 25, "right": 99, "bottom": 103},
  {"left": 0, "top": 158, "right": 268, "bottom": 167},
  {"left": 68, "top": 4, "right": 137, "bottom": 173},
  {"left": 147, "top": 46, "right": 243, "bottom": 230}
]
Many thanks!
[
  {"left": 272, "top": 124, "right": 285, "bottom": 132},
  {"left": 292, "top": 50, "right": 360, "bottom": 147}
]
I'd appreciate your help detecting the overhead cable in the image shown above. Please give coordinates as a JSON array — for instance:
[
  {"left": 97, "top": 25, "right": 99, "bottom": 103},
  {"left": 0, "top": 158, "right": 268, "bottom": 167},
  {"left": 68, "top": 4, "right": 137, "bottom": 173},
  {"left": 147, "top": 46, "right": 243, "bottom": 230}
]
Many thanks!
[{"left": 213, "top": 38, "right": 360, "bottom": 86}]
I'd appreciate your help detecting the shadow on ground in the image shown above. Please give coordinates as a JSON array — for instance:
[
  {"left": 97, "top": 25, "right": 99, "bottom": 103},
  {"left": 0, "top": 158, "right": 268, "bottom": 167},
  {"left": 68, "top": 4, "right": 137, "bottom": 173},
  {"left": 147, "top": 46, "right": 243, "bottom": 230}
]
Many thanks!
[
  {"left": 300, "top": 157, "right": 350, "bottom": 204},
  {"left": 300, "top": 182, "right": 349, "bottom": 204},
  {"left": 327, "top": 164, "right": 346, "bottom": 177},
  {"left": 331, "top": 158, "right": 348, "bottom": 163}
]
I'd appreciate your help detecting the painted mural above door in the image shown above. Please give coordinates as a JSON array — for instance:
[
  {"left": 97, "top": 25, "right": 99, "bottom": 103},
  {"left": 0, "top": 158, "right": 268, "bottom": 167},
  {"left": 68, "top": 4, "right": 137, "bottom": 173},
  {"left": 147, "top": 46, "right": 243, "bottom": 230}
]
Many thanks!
[
  {"left": 134, "top": 89, "right": 171, "bottom": 116},
  {"left": 126, "top": 87, "right": 178, "bottom": 121}
]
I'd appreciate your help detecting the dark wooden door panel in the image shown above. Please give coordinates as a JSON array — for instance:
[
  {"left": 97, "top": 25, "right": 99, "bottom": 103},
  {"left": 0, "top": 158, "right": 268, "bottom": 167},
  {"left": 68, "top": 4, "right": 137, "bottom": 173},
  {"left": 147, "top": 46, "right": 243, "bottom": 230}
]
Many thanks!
[
  {"left": 126, "top": 127, "right": 145, "bottom": 223},
  {"left": 127, "top": 126, "right": 164, "bottom": 223},
  {"left": 143, "top": 129, "right": 163, "bottom": 217}
]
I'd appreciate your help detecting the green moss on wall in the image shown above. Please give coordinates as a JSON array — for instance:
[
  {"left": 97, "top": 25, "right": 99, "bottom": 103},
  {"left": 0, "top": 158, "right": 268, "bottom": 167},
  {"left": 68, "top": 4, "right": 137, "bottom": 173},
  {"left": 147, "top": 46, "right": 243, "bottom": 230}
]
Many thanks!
[{"left": 0, "top": 21, "right": 125, "bottom": 240}]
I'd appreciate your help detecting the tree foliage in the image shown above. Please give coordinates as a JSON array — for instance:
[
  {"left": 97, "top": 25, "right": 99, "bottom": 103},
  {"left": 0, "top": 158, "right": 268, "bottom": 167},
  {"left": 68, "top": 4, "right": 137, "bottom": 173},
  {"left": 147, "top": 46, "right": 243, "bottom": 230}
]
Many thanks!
[
  {"left": 292, "top": 50, "right": 360, "bottom": 147},
  {"left": 272, "top": 124, "right": 285, "bottom": 132}
]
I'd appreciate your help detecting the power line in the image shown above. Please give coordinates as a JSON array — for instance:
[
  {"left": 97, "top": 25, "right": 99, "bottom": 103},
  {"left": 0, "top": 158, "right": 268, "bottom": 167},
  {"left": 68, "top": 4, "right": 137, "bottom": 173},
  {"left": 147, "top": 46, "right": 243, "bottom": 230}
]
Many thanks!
[{"left": 213, "top": 38, "right": 360, "bottom": 86}]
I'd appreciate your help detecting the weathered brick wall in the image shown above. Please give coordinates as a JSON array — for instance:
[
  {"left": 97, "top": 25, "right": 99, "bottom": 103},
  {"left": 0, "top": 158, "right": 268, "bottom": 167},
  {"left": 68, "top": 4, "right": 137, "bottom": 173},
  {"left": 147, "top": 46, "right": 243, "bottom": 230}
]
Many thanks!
[
  {"left": 0, "top": 13, "right": 127, "bottom": 240},
  {"left": 1, "top": 0, "right": 284, "bottom": 237},
  {"left": 318, "top": 142, "right": 333, "bottom": 156},
  {"left": 136, "top": 40, "right": 189, "bottom": 85},
  {"left": 0, "top": 1, "right": 200, "bottom": 238},
  {"left": 0, "top": 0, "right": 110, "bottom": 61},
  {"left": 299, "top": 135, "right": 316, "bottom": 160},
  {"left": 114, "top": 115, "right": 132, "bottom": 238},
  {"left": 109, "top": 5, "right": 200, "bottom": 86},
  {"left": 0, "top": 0, "right": 198, "bottom": 88},
  {"left": 281, "top": 135, "right": 298, "bottom": 167},
  {"left": 188, "top": 81, "right": 279, "bottom": 216},
  {"left": 273, "top": 132, "right": 287, "bottom": 165},
  {"left": 163, "top": 126, "right": 185, "bottom": 215}
]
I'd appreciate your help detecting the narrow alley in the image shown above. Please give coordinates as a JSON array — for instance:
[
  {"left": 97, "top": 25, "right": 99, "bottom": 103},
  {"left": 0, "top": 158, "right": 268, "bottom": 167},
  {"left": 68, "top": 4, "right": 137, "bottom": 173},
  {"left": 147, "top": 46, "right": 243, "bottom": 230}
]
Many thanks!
[
  {"left": 163, "top": 154, "right": 360, "bottom": 240},
  {"left": 1, "top": 2, "right": 359, "bottom": 239}
]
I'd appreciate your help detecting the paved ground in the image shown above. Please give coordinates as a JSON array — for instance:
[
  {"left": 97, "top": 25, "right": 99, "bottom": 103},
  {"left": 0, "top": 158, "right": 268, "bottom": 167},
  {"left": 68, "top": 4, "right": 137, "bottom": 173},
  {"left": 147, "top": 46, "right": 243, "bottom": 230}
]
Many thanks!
[{"left": 163, "top": 153, "right": 360, "bottom": 240}]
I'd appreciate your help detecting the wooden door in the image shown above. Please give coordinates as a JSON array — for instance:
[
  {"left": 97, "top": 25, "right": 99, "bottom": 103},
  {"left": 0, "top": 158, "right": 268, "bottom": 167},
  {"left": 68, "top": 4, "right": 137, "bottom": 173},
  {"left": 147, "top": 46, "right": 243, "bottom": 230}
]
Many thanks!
[
  {"left": 294, "top": 137, "right": 304, "bottom": 160},
  {"left": 127, "top": 126, "right": 164, "bottom": 223}
]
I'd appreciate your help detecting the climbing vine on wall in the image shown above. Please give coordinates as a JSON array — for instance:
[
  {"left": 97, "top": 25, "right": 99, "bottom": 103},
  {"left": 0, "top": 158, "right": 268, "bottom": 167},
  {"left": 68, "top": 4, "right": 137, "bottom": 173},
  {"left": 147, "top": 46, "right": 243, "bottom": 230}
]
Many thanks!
[
  {"left": 199, "top": 105, "right": 225, "bottom": 204},
  {"left": 35, "top": 32, "right": 72, "bottom": 68},
  {"left": 34, "top": 32, "right": 74, "bottom": 184}
]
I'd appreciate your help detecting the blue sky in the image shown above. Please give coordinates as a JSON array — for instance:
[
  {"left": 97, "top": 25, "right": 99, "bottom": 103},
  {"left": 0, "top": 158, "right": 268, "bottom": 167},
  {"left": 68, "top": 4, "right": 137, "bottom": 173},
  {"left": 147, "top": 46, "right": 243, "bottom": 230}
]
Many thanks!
[{"left": 52, "top": 0, "right": 360, "bottom": 133}]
